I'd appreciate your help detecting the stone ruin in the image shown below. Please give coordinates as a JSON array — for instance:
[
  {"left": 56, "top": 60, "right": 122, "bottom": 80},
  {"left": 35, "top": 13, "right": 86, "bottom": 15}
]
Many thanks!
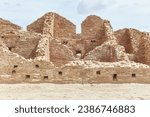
[{"left": 0, "top": 12, "right": 150, "bottom": 83}]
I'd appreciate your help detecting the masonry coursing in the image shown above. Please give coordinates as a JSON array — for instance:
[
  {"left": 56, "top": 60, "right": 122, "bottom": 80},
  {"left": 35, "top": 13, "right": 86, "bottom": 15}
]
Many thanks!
[{"left": 0, "top": 12, "right": 150, "bottom": 83}]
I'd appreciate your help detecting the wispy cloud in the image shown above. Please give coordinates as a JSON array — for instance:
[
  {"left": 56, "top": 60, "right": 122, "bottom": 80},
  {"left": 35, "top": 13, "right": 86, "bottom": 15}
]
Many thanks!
[
  {"left": 77, "top": 0, "right": 105, "bottom": 14},
  {"left": 77, "top": 0, "right": 116, "bottom": 15},
  {"left": 3, "top": 2, "right": 9, "bottom": 5},
  {"left": 3, "top": 1, "right": 21, "bottom": 7},
  {"left": 15, "top": 3, "right": 21, "bottom": 6}
]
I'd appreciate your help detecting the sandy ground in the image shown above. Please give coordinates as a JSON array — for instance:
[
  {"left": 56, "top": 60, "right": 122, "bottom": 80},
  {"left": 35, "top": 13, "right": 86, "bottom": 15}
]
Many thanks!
[{"left": 0, "top": 83, "right": 150, "bottom": 100}]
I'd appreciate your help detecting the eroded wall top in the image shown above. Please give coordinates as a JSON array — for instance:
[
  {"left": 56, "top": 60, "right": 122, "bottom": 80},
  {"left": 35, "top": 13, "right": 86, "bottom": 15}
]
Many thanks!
[
  {"left": 1, "top": 12, "right": 150, "bottom": 68},
  {"left": 27, "top": 12, "right": 76, "bottom": 38},
  {"left": 0, "top": 18, "right": 21, "bottom": 32},
  {"left": 81, "top": 15, "right": 104, "bottom": 38}
]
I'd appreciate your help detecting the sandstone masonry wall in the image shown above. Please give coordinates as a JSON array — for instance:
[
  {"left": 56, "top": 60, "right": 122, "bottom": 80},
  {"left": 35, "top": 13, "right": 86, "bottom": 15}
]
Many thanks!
[
  {"left": 27, "top": 17, "right": 45, "bottom": 34},
  {"left": 53, "top": 13, "right": 76, "bottom": 38},
  {"left": 134, "top": 33, "right": 150, "bottom": 65},
  {"left": 81, "top": 15, "right": 104, "bottom": 38},
  {"left": 49, "top": 39, "right": 75, "bottom": 67},
  {"left": 27, "top": 12, "right": 76, "bottom": 38},
  {"left": 0, "top": 18, "right": 21, "bottom": 32},
  {"left": 1, "top": 12, "right": 150, "bottom": 83},
  {"left": 0, "top": 30, "right": 42, "bottom": 59}
]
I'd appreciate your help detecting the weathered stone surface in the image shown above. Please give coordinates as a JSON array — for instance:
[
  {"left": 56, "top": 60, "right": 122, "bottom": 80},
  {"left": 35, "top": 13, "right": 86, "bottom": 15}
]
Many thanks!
[
  {"left": 134, "top": 33, "right": 150, "bottom": 65},
  {"left": 0, "top": 30, "right": 42, "bottom": 59},
  {"left": 0, "top": 12, "right": 150, "bottom": 83},
  {"left": 115, "top": 28, "right": 150, "bottom": 65},
  {"left": 49, "top": 39, "right": 75, "bottom": 67},
  {"left": 84, "top": 40, "right": 128, "bottom": 62},
  {"left": 0, "top": 18, "right": 21, "bottom": 32},
  {"left": 81, "top": 15, "right": 105, "bottom": 38},
  {"left": 80, "top": 16, "right": 113, "bottom": 54},
  {"left": 27, "top": 12, "right": 76, "bottom": 38},
  {"left": 115, "top": 28, "right": 142, "bottom": 54}
]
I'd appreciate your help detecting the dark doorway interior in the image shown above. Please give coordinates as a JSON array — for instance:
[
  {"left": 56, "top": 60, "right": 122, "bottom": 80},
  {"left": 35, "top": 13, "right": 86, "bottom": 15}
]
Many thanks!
[
  {"left": 132, "top": 73, "right": 136, "bottom": 77},
  {"left": 58, "top": 71, "right": 62, "bottom": 75},
  {"left": 96, "top": 70, "right": 101, "bottom": 75},
  {"left": 44, "top": 76, "right": 48, "bottom": 80},
  {"left": 25, "top": 75, "right": 30, "bottom": 79},
  {"left": 113, "top": 74, "right": 117, "bottom": 81}
]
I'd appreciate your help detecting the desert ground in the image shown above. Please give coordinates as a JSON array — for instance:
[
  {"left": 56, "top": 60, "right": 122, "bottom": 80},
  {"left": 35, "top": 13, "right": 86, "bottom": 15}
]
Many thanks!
[{"left": 0, "top": 83, "right": 150, "bottom": 100}]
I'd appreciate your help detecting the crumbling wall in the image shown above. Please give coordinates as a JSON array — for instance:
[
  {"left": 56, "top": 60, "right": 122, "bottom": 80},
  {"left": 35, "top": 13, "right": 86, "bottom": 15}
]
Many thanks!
[
  {"left": 27, "top": 16, "right": 45, "bottom": 34},
  {"left": 59, "top": 60, "right": 150, "bottom": 83},
  {"left": 115, "top": 28, "right": 143, "bottom": 54},
  {"left": 134, "top": 33, "right": 150, "bottom": 65},
  {"left": 27, "top": 12, "right": 76, "bottom": 38},
  {"left": 1, "top": 12, "right": 150, "bottom": 84},
  {"left": 103, "top": 20, "right": 115, "bottom": 40},
  {"left": 53, "top": 13, "right": 76, "bottom": 38},
  {"left": 12, "top": 60, "right": 54, "bottom": 83},
  {"left": 84, "top": 44, "right": 117, "bottom": 62},
  {"left": 0, "top": 30, "right": 41, "bottom": 59},
  {"left": 42, "top": 13, "right": 55, "bottom": 37},
  {"left": 0, "top": 39, "right": 54, "bottom": 83},
  {"left": 49, "top": 39, "right": 75, "bottom": 67},
  {"left": 115, "top": 28, "right": 150, "bottom": 63},
  {"left": 27, "top": 14, "right": 120, "bottom": 62},
  {"left": 0, "top": 18, "right": 21, "bottom": 32},
  {"left": 80, "top": 16, "right": 115, "bottom": 55},
  {"left": 1, "top": 39, "right": 150, "bottom": 83},
  {"left": 84, "top": 40, "right": 129, "bottom": 62},
  {"left": 115, "top": 29, "right": 133, "bottom": 53},
  {"left": 81, "top": 15, "right": 106, "bottom": 54},
  {"left": 81, "top": 15, "right": 105, "bottom": 38},
  {"left": 53, "top": 38, "right": 86, "bottom": 58},
  {"left": 27, "top": 12, "right": 54, "bottom": 37},
  {"left": 35, "top": 35, "right": 50, "bottom": 62},
  {"left": 83, "top": 20, "right": 124, "bottom": 62},
  {"left": 0, "top": 39, "right": 26, "bottom": 78},
  {"left": 80, "top": 38, "right": 102, "bottom": 56}
]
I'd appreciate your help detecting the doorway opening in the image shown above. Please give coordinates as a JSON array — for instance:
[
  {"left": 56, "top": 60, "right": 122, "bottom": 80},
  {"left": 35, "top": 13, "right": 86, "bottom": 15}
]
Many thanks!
[
  {"left": 96, "top": 70, "right": 101, "bottom": 75},
  {"left": 113, "top": 74, "right": 117, "bottom": 81},
  {"left": 12, "top": 70, "right": 16, "bottom": 74},
  {"left": 58, "top": 71, "right": 62, "bottom": 76},
  {"left": 25, "top": 75, "right": 30, "bottom": 79},
  {"left": 132, "top": 73, "right": 136, "bottom": 77},
  {"left": 44, "top": 76, "right": 48, "bottom": 80}
]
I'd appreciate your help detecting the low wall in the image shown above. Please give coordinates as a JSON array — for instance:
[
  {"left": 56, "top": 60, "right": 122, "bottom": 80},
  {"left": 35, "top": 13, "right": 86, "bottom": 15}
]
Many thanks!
[{"left": 0, "top": 62, "right": 150, "bottom": 83}]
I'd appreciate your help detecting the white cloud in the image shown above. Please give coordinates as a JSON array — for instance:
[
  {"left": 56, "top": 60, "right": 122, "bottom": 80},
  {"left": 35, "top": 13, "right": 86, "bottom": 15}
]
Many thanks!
[{"left": 77, "top": 0, "right": 106, "bottom": 14}]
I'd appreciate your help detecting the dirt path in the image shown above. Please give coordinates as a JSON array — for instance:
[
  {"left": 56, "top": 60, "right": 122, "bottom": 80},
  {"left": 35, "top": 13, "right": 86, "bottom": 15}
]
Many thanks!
[{"left": 0, "top": 84, "right": 150, "bottom": 100}]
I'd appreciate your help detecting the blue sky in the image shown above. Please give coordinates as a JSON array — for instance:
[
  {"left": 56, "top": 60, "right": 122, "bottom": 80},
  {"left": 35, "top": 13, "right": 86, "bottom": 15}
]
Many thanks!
[{"left": 0, "top": 0, "right": 150, "bottom": 33}]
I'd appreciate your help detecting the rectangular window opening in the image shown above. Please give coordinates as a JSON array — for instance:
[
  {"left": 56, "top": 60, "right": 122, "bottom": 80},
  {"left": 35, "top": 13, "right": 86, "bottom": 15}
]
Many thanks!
[
  {"left": 44, "top": 76, "right": 48, "bottom": 80},
  {"left": 25, "top": 75, "right": 30, "bottom": 79},
  {"left": 132, "top": 73, "right": 136, "bottom": 77},
  {"left": 58, "top": 71, "right": 62, "bottom": 76},
  {"left": 76, "top": 50, "right": 82, "bottom": 54},
  {"left": 113, "top": 74, "right": 117, "bottom": 81},
  {"left": 35, "top": 65, "right": 39, "bottom": 68},
  {"left": 96, "top": 70, "right": 101, "bottom": 75},
  {"left": 12, "top": 70, "right": 16, "bottom": 74},
  {"left": 13, "top": 65, "right": 18, "bottom": 68},
  {"left": 8, "top": 47, "right": 13, "bottom": 51},
  {"left": 62, "top": 40, "right": 68, "bottom": 45},
  {"left": 91, "top": 40, "right": 96, "bottom": 43}
]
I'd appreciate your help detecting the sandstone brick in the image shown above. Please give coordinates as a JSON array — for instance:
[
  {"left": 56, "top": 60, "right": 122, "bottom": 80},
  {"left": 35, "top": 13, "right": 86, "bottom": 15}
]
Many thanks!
[
  {"left": 49, "top": 39, "right": 75, "bottom": 67},
  {"left": 0, "top": 12, "right": 150, "bottom": 83},
  {"left": 0, "top": 18, "right": 21, "bottom": 32},
  {"left": 0, "top": 30, "right": 42, "bottom": 59},
  {"left": 27, "top": 12, "right": 76, "bottom": 38}
]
